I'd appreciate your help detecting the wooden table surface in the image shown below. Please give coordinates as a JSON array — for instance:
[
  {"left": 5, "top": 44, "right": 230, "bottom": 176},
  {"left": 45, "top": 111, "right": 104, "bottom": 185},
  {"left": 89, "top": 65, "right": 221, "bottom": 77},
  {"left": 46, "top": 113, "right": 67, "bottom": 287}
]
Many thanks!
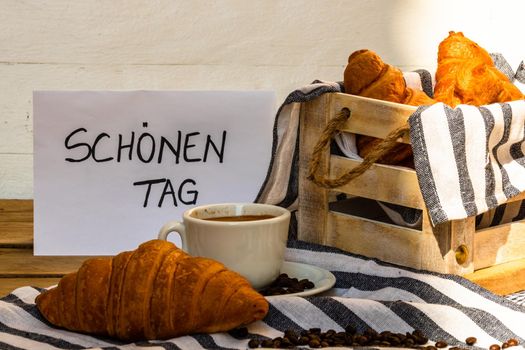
[
  {"left": 0, "top": 199, "right": 99, "bottom": 296},
  {"left": 1, "top": 199, "right": 525, "bottom": 297}
]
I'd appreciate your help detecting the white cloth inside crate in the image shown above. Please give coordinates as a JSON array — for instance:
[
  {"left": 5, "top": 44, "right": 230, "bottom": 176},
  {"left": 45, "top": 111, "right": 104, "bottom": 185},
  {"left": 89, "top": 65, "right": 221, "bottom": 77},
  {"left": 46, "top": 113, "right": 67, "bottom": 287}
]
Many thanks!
[{"left": 256, "top": 54, "right": 525, "bottom": 228}]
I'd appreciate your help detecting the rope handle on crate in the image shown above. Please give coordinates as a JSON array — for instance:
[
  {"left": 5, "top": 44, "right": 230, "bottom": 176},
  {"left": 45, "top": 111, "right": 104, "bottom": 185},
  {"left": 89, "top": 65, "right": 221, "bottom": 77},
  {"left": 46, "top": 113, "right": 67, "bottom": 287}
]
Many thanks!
[{"left": 307, "top": 107, "right": 411, "bottom": 189}]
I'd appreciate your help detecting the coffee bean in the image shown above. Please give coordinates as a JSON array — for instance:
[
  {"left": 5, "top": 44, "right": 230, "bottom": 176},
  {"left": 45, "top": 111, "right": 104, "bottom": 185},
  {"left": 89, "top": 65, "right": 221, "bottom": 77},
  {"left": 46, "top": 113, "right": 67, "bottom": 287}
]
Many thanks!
[
  {"left": 364, "top": 328, "right": 378, "bottom": 338},
  {"left": 298, "top": 336, "right": 309, "bottom": 345},
  {"left": 259, "top": 274, "right": 316, "bottom": 296},
  {"left": 308, "top": 334, "right": 320, "bottom": 342},
  {"left": 228, "top": 327, "right": 248, "bottom": 338},
  {"left": 435, "top": 340, "right": 448, "bottom": 348},
  {"left": 490, "top": 344, "right": 501, "bottom": 350},
  {"left": 309, "top": 338, "right": 321, "bottom": 348},
  {"left": 465, "top": 336, "right": 477, "bottom": 345},
  {"left": 508, "top": 339, "right": 519, "bottom": 347},
  {"left": 247, "top": 338, "right": 260, "bottom": 348},
  {"left": 355, "top": 335, "right": 369, "bottom": 345},
  {"left": 282, "top": 337, "right": 294, "bottom": 347},
  {"left": 403, "top": 338, "right": 415, "bottom": 347},
  {"left": 320, "top": 341, "right": 330, "bottom": 347},
  {"left": 426, "top": 346, "right": 438, "bottom": 350},
  {"left": 261, "top": 339, "right": 273, "bottom": 348},
  {"left": 415, "top": 335, "right": 429, "bottom": 345},
  {"left": 309, "top": 327, "right": 321, "bottom": 335},
  {"left": 284, "top": 330, "right": 298, "bottom": 340},
  {"left": 503, "top": 342, "right": 510, "bottom": 349},
  {"left": 388, "top": 336, "right": 401, "bottom": 346},
  {"left": 335, "top": 331, "right": 346, "bottom": 339}
]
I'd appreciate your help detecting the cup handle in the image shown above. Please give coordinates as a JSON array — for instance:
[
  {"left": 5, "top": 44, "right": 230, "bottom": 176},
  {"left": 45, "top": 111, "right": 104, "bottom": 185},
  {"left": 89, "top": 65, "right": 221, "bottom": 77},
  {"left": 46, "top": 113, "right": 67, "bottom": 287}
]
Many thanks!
[{"left": 158, "top": 220, "right": 187, "bottom": 251}]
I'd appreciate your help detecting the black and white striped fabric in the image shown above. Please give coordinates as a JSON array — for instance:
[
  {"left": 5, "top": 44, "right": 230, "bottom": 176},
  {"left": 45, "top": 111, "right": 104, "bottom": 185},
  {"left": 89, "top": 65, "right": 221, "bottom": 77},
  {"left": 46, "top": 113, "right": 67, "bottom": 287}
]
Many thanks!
[
  {"left": 256, "top": 57, "right": 525, "bottom": 227},
  {"left": 409, "top": 99, "right": 525, "bottom": 225},
  {"left": 2, "top": 239, "right": 525, "bottom": 350}
]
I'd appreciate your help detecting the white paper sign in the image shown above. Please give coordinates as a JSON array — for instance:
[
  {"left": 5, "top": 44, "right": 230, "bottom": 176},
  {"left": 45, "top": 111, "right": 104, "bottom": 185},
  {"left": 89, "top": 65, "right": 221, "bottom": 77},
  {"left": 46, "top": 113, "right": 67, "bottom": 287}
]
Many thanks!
[{"left": 33, "top": 91, "right": 275, "bottom": 255}]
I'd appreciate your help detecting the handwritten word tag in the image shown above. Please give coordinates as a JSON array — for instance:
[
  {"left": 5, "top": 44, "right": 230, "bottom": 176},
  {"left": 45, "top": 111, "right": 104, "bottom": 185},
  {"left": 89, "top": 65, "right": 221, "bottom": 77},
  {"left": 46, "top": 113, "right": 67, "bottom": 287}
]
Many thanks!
[{"left": 33, "top": 91, "right": 275, "bottom": 255}]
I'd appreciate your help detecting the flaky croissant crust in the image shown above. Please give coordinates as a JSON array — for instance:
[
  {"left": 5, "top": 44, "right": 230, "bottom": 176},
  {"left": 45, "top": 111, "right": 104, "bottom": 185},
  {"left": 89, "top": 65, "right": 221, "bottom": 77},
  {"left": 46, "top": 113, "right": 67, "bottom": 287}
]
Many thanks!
[
  {"left": 35, "top": 239, "right": 269, "bottom": 341},
  {"left": 343, "top": 49, "right": 436, "bottom": 167},
  {"left": 434, "top": 31, "right": 524, "bottom": 107}
]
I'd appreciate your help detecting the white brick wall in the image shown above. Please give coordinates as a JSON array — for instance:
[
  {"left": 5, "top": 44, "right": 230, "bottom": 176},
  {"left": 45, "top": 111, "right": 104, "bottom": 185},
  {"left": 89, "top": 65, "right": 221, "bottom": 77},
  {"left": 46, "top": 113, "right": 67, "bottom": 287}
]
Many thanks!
[{"left": 1, "top": 0, "right": 524, "bottom": 198}]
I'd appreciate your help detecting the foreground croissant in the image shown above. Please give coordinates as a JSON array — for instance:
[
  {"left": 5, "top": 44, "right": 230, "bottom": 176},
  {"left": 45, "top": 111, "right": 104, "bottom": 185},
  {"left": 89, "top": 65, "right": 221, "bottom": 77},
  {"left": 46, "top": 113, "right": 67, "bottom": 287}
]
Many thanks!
[{"left": 35, "top": 239, "right": 269, "bottom": 341}]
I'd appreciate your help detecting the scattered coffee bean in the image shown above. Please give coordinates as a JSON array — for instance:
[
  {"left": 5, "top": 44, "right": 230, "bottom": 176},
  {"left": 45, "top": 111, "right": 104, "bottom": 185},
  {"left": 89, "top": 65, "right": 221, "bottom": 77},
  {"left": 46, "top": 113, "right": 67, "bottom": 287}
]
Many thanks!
[
  {"left": 247, "top": 338, "right": 260, "bottom": 348},
  {"left": 259, "top": 273, "right": 316, "bottom": 296},
  {"left": 466, "top": 336, "right": 477, "bottom": 345},
  {"left": 308, "top": 338, "right": 321, "bottom": 348},
  {"left": 298, "top": 336, "right": 309, "bottom": 345},
  {"left": 508, "top": 338, "right": 519, "bottom": 347},
  {"left": 503, "top": 342, "right": 510, "bottom": 349},
  {"left": 248, "top": 326, "right": 445, "bottom": 348},
  {"left": 228, "top": 326, "right": 248, "bottom": 338},
  {"left": 435, "top": 340, "right": 448, "bottom": 348},
  {"left": 309, "top": 327, "right": 321, "bottom": 335},
  {"left": 261, "top": 339, "right": 273, "bottom": 348},
  {"left": 490, "top": 344, "right": 501, "bottom": 350}
]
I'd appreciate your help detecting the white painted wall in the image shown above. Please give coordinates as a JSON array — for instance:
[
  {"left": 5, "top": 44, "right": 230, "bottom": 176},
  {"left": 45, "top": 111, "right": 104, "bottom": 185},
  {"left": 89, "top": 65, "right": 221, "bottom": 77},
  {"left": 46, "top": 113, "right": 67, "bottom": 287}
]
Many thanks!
[{"left": 1, "top": 0, "right": 524, "bottom": 198}]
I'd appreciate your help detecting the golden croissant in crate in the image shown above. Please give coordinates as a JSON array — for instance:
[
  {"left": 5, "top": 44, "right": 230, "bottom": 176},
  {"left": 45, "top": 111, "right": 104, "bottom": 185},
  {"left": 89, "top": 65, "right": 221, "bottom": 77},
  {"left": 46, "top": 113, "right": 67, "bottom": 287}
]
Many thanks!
[
  {"left": 35, "top": 239, "right": 269, "bottom": 341},
  {"left": 343, "top": 49, "right": 436, "bottom": 167},
  {"left": 434, "top": 31, "right": 524, "bottom": 107}
]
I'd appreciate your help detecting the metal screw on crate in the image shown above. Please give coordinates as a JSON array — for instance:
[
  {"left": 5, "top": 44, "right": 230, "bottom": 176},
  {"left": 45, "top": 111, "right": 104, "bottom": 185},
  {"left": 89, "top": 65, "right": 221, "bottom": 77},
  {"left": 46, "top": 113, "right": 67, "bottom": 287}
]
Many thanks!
[{"left": 157, "top": 203, "right": 290, "bottom": 290}]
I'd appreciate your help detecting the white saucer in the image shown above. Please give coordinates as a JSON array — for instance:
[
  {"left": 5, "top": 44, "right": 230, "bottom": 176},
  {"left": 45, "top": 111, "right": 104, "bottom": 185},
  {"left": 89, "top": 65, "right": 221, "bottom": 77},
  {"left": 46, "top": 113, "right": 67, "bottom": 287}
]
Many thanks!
[{"left": 265, "top": 261, "right": 336, "bottom": 297}]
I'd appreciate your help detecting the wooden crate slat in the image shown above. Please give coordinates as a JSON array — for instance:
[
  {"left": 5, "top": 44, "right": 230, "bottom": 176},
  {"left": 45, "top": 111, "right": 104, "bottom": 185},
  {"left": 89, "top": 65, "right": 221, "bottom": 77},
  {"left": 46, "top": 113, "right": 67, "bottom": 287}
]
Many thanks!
[
  {"left": 297, "top": 94, "right": 332, "bottom": 245},
  {"left": 325, "top": 211, "right": 446, "bottom": 271},
  {"left": 474, "top": 220, "right": 525, "bottom": 270},
  {"left": 333, "top": 93, "right": 416, "bottom": 143},
  {"left": 329, "top": 155, "right": 425, "bottom": 209}
]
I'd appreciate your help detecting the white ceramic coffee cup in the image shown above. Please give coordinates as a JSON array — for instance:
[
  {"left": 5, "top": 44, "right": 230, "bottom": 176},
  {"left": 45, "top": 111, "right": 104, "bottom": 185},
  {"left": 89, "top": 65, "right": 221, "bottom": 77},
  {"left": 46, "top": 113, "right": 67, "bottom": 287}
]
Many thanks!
[{"left": 157, "top": 203, "right": 290, "bottom": 289}]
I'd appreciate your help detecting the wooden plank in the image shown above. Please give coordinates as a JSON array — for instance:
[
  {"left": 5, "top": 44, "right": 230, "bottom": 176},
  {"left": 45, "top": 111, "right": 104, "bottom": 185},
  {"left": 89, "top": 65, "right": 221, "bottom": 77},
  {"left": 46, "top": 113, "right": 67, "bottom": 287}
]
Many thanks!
[
  {"left": 465, "top": 259, "right": 525, "bottom": 296},
  {"left": 0, "top": 199, "right": 33, "bottom": 247},
  {"left": 0, "top": 248, "right": 98, "bottom": 276},
  {"left": 297, "top": 94, "right": 332, "bottom": 245},
  {"left": 0, "top": 278, "right": 61, "bottom": 297},
  {"left": 0, "top": 199, "right": 33, "bottom": 222},
  {"left": 325, "top": 211, "right": 446, "bottom": 272},
  {"left": 330, "top": 155, "right": 425, "bottom": 209},
  {"left": 474, "top": 220, "right": 525, "bottom": 270},
  {"left": 333, "top": 93, "right": 416, "bottom": 143},
  {"left": 0, "top": 222, "right": 33, "bottom": 246}
]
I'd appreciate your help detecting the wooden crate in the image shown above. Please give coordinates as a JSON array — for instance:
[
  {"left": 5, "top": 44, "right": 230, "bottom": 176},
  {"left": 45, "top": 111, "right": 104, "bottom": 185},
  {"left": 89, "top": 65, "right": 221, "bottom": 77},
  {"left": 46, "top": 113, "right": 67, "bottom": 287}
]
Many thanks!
[{"left": 298, "top": 92, "right": 525, "bottom": 277}]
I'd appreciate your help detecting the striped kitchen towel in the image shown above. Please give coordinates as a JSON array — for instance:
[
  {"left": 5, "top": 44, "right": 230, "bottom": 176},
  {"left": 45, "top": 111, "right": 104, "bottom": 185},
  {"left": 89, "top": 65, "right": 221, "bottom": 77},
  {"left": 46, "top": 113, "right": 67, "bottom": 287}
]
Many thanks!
[
  {"left": 256, "top": 57, "right": 525, "bottom": 227},
  {"left": 1, "top": 239, "right": 525, "bottom": 350},
  {"left": 409, "top": 99, "right": 525, "bottom": 225}
]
